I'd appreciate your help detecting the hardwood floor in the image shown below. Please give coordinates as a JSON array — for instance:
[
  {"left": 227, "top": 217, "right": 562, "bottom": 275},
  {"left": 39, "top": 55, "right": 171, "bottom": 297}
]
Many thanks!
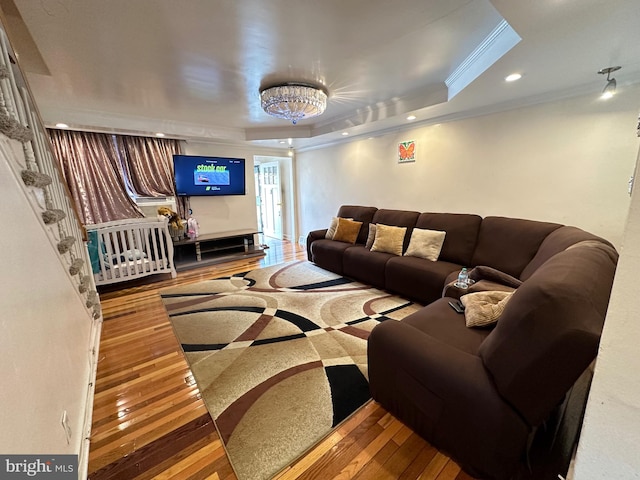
[{"left": 88, "top": 238, "right": 476, "bottom": 480}]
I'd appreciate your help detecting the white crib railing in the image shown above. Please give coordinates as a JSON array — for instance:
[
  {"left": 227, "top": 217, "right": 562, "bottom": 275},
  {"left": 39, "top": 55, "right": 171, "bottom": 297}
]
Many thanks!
[{"left": 86, "top": 217, "right": 177, "bottom": 286}]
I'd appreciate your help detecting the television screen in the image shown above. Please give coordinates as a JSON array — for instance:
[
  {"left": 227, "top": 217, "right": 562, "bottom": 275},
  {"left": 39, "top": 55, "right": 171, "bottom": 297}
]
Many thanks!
[{"left": 173, "top": 155, "right": 246, "bottom": 196}]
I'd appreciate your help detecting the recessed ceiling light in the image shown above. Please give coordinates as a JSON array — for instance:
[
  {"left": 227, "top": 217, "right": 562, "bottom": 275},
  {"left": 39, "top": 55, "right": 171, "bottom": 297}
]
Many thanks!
[
  {"left": 406, "top": 115, "right": 417, "bottom": 121},
  {"left": 279, "top": 140, "right": 286, "bottom": 144},
  {"left": 155, "top": 132, "right": 165, "bottom": 137},
  {"left": 341, "top": 132, "right": 349, "bottom": 136},
  {"left": 55, "top": 123, "right": 69, "bottom": 128},
  {"left": 505, "top": 73, "right": 522, "bottom": 82}
]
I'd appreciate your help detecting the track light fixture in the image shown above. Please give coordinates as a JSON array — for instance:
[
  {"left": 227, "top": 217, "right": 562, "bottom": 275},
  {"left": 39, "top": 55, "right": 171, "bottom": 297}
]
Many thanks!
[{"left": 598, "top": 66, "right": 621, "bottom": 99}]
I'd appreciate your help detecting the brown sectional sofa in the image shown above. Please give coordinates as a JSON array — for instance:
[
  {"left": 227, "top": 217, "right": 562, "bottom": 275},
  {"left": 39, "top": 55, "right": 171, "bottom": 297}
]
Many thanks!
[{"left": 306, "top": 205, "right": 618, "bottom": 480}]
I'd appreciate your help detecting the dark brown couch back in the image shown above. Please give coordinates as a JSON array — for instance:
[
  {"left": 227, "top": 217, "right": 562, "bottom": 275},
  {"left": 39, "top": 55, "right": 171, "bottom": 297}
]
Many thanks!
[
  {"left": 415, "top": 212, "right": 482, "bottom": 266},
  {"left": 371, "top": 209, "right": 420, "bottom": 253},
  {"left": 478, "top": 241, "right": 618, "bottom": 426},
  {"left": 520, "top": 226, "right": 615, "bottom": 280},
  {"left": 337, "top": 205, "right": 378, "bottom": 245},
  {"left": 471, "top": 217, "right": 562, "bottom": 278}
]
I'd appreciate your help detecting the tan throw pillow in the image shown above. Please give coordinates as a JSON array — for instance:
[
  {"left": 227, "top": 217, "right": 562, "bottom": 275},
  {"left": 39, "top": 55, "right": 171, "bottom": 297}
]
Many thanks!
[
  {"left": 365, "top": 223, "right": 377, "bottom": 249},
  {"left": 460, "top": 291, "right": 513, "bottom": 328},
  {"left": 404, "top": 228, "right": 446, "bottom": 261},
  {"left": 332, "top": 218, "right": 362, "bottom": 244},
  {"left": 371, "top": 224, "right": 407, "bottom": 256},
  {"left": 326, "top": 216, "right": 353, "bottom": 239}
]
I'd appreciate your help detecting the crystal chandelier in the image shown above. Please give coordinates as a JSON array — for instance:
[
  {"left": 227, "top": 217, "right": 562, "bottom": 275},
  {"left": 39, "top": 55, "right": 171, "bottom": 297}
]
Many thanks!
[{"left": 259, "top": 83, "right": 328, "bottom": 124}]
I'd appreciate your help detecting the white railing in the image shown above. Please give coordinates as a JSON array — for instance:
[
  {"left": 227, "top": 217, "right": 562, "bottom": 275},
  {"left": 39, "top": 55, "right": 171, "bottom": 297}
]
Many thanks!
[
  {"left": 0, "top": 25, "right": 100, "bottom": 479},
  {"left": 0, "top": 30, "right": 98, "bottom": 317}
]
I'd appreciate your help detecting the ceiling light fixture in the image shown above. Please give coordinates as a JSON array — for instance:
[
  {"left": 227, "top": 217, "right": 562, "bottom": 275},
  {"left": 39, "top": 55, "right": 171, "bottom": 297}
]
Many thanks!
[
  {"left": 505, "top": 73, "right": 522, "bottom": 82},
  {"left": 406, "top": 115, "right": 417, "bottom": 121},
  {"left": 55, "top": 123, "right": 69, "bottom": 128},
  {"left": 598, "top": 66, "right": 621, "bottom": 99},
  {"left": 155, "top": 132, "right": 165, "bottom": 137},
  {"left": 341, "top": 132, "right": 349, "bottom": 136},
  {"left": 259, "top": 82, "right": 328, "bottom": 125}
]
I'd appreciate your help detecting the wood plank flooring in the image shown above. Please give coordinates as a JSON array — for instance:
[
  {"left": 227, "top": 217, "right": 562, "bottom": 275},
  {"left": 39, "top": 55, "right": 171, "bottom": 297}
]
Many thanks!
[{"left": 88, "top": 238, "right": 477, "bottom": 480}]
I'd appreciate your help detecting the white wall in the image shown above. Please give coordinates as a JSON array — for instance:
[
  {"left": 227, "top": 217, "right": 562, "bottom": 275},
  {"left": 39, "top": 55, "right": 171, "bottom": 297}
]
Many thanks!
[
  {"left": 571, "top": 145, "right": 640, "bottom": 479},
  {"left": 183, "top": 142, "right": 288, "bottom": 235},
  {"left": 297, "top": 86, "right": 640, "bottom": 248},
  {"left": 0, "top": 136, "right": 93, "bottom": 458}
]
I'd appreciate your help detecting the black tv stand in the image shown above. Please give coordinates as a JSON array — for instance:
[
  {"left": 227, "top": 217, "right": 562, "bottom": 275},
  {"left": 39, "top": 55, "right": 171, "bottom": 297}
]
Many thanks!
[{"left": 172, "top": 229, "right": 265, "bottom": 271}]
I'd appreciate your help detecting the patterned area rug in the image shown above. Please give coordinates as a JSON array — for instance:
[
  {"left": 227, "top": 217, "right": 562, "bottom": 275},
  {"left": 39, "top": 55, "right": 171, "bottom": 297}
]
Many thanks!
[{"left": 160, "top": 261, "right": 419, "bottom": 480}]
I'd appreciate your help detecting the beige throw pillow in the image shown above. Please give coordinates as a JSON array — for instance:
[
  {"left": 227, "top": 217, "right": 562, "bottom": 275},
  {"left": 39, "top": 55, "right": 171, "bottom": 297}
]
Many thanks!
[
  {"left": 365, "top": 223, "right": 377, "bottom": 249},
  {"left": 404, "top": 228, "right": 446, "bottom": 261},
  {"left": 332, "top": 218, "right": 362, "bottom": 244},
  {"left": 325, "top": 217, "right": 339, "bottom": 239},
  {"left": 371, "top": 224, "right": 406, "bottom": 256},
  {"left": 460, "top": 290, "right": 513, "bottom": 328}
]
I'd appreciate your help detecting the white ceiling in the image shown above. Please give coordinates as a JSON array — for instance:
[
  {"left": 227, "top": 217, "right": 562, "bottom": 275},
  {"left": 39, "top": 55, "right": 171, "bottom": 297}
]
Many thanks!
[{"left": 3, "top": 0, "right": 640, "bottom": 150}]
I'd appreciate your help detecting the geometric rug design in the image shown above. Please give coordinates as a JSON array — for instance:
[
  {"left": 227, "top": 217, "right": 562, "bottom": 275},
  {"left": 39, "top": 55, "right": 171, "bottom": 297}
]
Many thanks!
[{"left": 160, "top": 260, "right": 419, "bottom": 480}]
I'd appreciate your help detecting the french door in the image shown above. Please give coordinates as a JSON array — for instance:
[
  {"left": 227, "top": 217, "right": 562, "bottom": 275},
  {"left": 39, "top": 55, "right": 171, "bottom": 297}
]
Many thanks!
[{"left": 258, "top": 162, "right": 282, "bottom": 239}]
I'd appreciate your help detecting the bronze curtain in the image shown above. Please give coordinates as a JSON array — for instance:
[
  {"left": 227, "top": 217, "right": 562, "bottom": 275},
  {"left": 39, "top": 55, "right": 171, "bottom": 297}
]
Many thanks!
[
  {"left": 48, "top": 129, "right": 143, "bottom": 224},
  {"left": 115, "top": 135, "right": 189, "bottom": 219}
]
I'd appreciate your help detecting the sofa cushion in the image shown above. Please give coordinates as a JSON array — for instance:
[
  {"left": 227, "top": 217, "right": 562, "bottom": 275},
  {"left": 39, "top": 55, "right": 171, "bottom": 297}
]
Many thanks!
[
  {"left": 336, "top": 205, "right": 378, "bottom": 245},
  {"left": 386, "top": 255, "right": 461, "bottom": 304},
  {"left": 478, "top": 242, "right": 617, "bottom": 426},
  {"left": 310, "top": 239, "right": 354, "bottom": 275},
  {"left": 404, "top": 228, "right": 446, "bottom": 261},
  {"left": 471, "top": 217, "right": 562, "bottom": 278},
  {"left": 461, "top": 291, "right": 513, "bottom": 328},
  {"left": 402, "top": 298, "right": 492, "bottom": 354},
  {"left": 371, "top": 209, "right": 420, "bottom": 252},
  {"left": 371, "top": 224, "right": 407, "bottom": 255},
  {"left": 332, "top": 218, "right": 362, "bottom": 244},
  {"left": 343, "top": 245, "right": 394, "bottom": 289},
  {"left": 415, "top": 213, "right": 482, "bottom": 266}
]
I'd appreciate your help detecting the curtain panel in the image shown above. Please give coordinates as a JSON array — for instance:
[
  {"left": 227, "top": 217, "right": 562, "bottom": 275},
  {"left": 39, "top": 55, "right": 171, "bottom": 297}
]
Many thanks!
[
  {"left": 115, "top": 135, "right": 189, "bottom": 219},
  {"left": 48, "top": 129, "right": 143, "bottom": 225}
]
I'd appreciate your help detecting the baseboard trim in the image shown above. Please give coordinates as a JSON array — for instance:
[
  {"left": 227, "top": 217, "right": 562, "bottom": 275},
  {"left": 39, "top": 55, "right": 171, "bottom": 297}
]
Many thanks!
[{"left": 79, "top": 316, "right": 103, "bottom": 479}]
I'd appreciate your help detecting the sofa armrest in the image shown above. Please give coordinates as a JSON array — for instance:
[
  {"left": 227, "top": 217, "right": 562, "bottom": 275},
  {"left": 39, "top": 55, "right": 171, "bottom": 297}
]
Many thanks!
[
  {"left": 306, "top": 229, "right": 328, "bottom": 261},
  {"left": 368, "top": 319, "right": 529, "bottom": 479}
]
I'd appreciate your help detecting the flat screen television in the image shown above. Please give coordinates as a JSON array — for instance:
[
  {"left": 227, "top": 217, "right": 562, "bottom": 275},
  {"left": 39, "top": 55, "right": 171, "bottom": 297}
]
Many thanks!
[{"left": 173, "top": 155, "right": 246, "bottom": 196}]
